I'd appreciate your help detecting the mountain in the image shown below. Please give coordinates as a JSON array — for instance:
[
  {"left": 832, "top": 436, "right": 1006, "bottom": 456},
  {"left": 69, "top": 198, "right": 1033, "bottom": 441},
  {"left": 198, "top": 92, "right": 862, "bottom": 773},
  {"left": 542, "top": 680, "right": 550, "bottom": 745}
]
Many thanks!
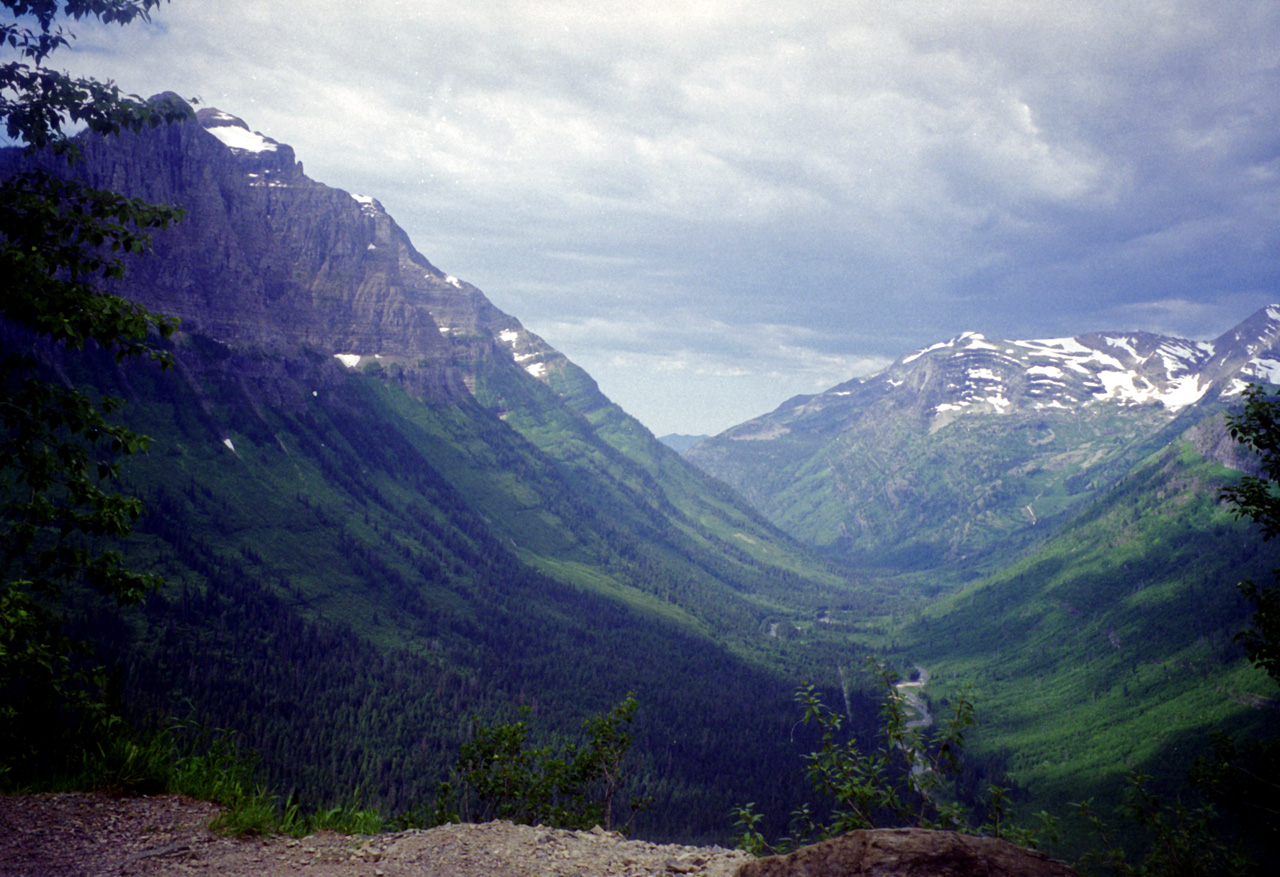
[
  {"left": 2, "top": 101, "right": 871, "bottom": 840},
  {"left": 687, "top": 311, "right": 1280, "bottom": 579},
  {"left": 35, "top": 98, "right": 858, "bottom": 619}
]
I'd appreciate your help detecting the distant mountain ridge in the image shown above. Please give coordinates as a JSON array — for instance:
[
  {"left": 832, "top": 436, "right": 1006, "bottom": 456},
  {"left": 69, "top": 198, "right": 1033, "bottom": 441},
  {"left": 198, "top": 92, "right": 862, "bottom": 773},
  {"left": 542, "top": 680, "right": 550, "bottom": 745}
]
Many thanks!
[
  {"left": 731, "top": 308, "right": 1280, "bottom": 436},
  {"left": 686, "top": 304, "right": 1280, "bottom": 839},
  {"left": 688, "top": 307, "right": 1280, "bottom": 574}
]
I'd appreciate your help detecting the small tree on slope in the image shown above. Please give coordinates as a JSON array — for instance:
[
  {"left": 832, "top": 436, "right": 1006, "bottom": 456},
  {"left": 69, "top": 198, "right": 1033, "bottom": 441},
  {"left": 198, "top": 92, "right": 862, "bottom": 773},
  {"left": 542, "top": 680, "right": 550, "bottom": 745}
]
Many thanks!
[{"left": 1, "top": 0, "right": 189, "bottom": 781}]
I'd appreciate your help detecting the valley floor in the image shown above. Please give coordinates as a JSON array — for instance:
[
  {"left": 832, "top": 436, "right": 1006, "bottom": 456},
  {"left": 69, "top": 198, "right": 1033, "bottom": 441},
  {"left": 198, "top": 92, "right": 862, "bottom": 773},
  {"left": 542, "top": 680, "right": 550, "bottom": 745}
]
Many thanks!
[{"left": 0, "top": 794, "right": 751, "bottom": 877}]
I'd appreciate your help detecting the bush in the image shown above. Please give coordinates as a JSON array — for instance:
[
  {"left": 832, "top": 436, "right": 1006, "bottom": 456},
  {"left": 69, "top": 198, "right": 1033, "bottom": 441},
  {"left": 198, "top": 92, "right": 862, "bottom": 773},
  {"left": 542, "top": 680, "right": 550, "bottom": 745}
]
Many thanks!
[
  {"left": 434, "top": 696, "right": 651, "bottom": 833},
  {"left": 734, "top": 659, "right": 1055, "bottom": 855}
]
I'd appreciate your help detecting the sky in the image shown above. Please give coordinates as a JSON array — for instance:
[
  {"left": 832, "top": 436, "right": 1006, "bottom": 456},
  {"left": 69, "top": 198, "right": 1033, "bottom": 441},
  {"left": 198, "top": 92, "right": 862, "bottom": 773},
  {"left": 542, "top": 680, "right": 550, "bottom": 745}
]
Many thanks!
[{"left": 47, "top": 0, "right": 1280, "bottom": 435}]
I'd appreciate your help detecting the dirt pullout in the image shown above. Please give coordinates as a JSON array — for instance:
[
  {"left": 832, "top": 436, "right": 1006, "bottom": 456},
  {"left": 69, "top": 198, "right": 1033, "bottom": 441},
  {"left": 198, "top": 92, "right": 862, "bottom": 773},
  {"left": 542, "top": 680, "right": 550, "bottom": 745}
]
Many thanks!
[{"left": 0, "top": 793, "right": 753, "bottom": 877}]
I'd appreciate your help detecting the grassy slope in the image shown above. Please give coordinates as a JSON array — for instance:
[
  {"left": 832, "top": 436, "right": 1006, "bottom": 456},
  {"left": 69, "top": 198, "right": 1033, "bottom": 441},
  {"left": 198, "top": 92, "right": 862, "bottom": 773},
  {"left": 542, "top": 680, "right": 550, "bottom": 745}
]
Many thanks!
[
  {"left": 692, "top": 395, "right": 1199, "bottom": 584},
  {"left": 468, "top": 348, "right": 874, "bottom": 625},
  {"left": 901, "top": 437, "right": 1279, "bottom": 822}
]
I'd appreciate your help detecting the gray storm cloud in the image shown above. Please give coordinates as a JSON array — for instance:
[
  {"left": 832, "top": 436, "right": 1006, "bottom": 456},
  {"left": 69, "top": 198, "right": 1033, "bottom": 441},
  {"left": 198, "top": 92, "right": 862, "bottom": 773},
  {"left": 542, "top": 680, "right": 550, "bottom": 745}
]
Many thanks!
[{"left": 59, "top": 0, "right": 1280, "bottom": 433}]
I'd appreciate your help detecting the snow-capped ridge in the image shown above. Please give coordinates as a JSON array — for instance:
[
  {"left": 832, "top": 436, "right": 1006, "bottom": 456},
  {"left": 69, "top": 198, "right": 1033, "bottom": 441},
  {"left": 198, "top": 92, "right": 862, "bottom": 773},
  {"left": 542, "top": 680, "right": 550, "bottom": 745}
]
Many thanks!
[
  {"left": 900, "top": 331, "right": 999, "bottom": 364},
  {"left": 847, "top": 306, "right": 1280, "bottom": 424}
]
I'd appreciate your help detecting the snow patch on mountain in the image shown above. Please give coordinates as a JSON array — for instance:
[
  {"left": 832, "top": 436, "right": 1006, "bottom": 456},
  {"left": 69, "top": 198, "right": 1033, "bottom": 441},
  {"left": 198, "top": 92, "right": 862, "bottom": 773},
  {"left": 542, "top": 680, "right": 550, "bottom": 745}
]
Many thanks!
[
  {"left": 206, "top": 124, "right": 279, "bottom": 154},
  {"left": 903, "top": 332, "right": 1003, "bottom": 364},
  {"left": 1162, "top": 376, "right": 1211, "bottom": 408},
  {"left": 894, "top": 311, "right": 1280, "bottom": 423},
  {"left": 1105, "top": 336, "right": 1141, "bottom": 358},
  {"left": 1020, "top": 338, "right": 1127, "bottom": 372},
  {"left": 960, "top": 333, "right": 1000, "bottom": 352},
  {"left": 1028, "top": 365, "right": 1065, "bottom": 379},
  {"left": 1247, "top": 358, "right": 1280, "bottom": 383},
  {"left": 351, "top": 194, "right": 382, "bottom": 218},
  {"left": 497, "top": 328, "right": 544, "bottom": 375},
  {"left": 902, "top": 340, "right": 952, "bottom": 364}
]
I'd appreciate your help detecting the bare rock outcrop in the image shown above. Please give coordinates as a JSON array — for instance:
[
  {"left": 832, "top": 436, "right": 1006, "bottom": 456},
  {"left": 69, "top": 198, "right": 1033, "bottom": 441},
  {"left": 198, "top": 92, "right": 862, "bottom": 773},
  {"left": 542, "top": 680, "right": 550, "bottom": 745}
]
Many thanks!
[{"left": 734, "top": 828, "right": 1078, "bottom": 877}]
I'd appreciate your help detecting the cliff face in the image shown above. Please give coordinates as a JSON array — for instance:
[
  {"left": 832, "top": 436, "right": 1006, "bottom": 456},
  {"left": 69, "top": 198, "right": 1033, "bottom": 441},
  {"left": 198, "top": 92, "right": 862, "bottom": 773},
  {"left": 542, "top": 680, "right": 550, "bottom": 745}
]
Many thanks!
[{"left": 8, "top": 97, "right": 565, "bottom": 402}]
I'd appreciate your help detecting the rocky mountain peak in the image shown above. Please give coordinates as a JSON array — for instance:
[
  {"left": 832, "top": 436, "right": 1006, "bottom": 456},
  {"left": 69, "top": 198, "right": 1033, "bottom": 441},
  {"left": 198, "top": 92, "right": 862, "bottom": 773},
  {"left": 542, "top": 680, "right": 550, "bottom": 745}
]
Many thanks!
[
  {"left": 2, "top": 100, "right": 582, "bottom": 406},
  {"left": 1203, "top": 304, "right": 1280, "bottom": 390},
  {"left": 883, "top": 328, "right": 1217, "bottom": 425},
  {"left": 194, "top": 105, "right": 304, "bottom": 182}
]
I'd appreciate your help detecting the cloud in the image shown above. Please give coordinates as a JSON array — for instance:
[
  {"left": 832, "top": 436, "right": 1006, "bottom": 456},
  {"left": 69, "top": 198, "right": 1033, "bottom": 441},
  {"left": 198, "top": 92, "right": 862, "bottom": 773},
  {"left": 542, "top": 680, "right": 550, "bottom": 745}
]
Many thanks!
[
  {"left": 526, "top": 311, "right": 893, "bottom": 433},
  {"left": 56, "top": 0, "right": 1280, "bottom": 433}
]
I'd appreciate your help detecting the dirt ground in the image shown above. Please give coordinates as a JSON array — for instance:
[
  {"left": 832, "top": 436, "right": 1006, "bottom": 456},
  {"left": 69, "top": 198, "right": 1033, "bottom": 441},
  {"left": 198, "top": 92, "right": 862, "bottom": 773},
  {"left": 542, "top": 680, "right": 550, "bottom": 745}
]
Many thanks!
[{"left": 0, "top": 793, "right": 754, "bottom": 877}]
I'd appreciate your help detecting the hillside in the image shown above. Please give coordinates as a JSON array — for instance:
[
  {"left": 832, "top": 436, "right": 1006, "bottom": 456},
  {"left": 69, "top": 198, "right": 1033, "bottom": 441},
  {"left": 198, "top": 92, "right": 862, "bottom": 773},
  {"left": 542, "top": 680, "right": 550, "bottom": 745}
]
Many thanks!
[{"left": 905, "top": 416, "right": 1278, "bottom": 806}]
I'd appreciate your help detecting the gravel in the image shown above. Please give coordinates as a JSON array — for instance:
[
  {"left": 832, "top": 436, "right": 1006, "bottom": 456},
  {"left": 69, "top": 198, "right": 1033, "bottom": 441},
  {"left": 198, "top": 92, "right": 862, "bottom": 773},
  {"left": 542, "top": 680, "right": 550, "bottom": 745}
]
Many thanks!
[{"left": 0, "top": 793, "right": 755, "bottom": 877}]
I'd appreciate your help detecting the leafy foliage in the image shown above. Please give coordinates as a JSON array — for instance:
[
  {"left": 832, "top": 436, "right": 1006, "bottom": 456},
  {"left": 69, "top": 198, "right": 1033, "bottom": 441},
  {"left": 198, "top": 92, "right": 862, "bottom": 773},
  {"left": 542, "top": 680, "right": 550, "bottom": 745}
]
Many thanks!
[
  {"left": 438, "top": 696, "right": 650, "bottom": 833},
  {"left": 733, "top": 659, "right": 1054, "bottom": 855},
  {"left": 791, "top": 662, "right": 975, "bottom": 835},
  {"left": 1072, "top": 772, "right": 1253, "bottom": 877},
  {"left": 1221, "top": 383, "right": 1280, "bottom": 683},
  {"left": 2, "top": 1, "right": 189, "bottom": 153},
  {"left": 0, "top": 0, "right": 187, "bottom": 780},
  {"left": 1189, "top": 734, "right": 1280, "bottom": 859}
]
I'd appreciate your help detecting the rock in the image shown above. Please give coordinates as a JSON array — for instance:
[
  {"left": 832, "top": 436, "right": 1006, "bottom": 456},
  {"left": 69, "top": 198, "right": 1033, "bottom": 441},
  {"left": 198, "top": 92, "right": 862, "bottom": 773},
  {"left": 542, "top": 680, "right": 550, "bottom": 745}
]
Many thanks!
[{"left": 734, "top": 829, "right": 1078, "bottom": 877}]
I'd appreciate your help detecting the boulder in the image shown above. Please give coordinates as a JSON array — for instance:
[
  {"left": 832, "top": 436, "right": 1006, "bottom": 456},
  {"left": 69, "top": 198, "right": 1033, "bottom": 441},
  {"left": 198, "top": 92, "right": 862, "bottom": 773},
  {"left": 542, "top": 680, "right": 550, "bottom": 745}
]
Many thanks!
[{"left": 735, "top": 829, "right": 1078, "bottom": 877}]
